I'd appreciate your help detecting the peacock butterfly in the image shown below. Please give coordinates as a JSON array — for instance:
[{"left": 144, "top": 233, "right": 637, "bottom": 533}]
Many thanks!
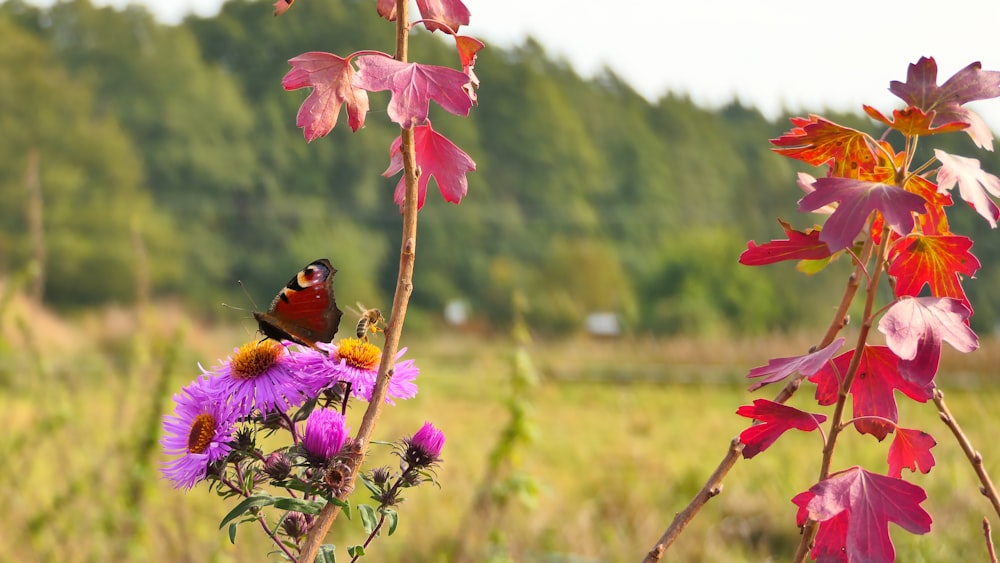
[{"left": 254, "top": 258, "right": 344, "bottom": 350}]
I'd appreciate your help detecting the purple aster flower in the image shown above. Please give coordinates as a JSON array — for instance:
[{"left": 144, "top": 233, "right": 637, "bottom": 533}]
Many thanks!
[
  {"left": 302, "top": 408, "right": 350, "bottom": 462},
  {"left": 403, "top": 421, "right": 445, "bottom": 468},
  {"left": 204, "top": 340, "right": 307, "bottom": 415},
  {"left": 161, "top": 376, "right": 238, "bottom": 490},
  {"left": 293, "top": 339, "right": 419, "bottom": 405}
]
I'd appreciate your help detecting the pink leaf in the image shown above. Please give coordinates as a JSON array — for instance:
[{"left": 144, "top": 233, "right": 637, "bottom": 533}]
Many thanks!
[
  {"left": 282, "top": 52, "right": 369, "bottom": 141},
  {"left": 935, "top": 149, "right": 1000, "bottom": 228},
  {"left": 795, "top": 466, "right": 932, "bottom": 563},
  {"left": 798, "top": 177, "right": 927, "bottom": 251},
  {"left": 890, "top": 57, "right": 1000, "bottom": 150},
  {"left": 416, "top": 0, "right": 471, "bottom": 33},
  {"left": 383, "top": 120, "right": 476, "bottom": 210},
  {"left": 878, "top": 296, "right": 978, "bottom": 361},
  {"left": 376, "top": 0, "right": 396, "bottom": 21},
  {"left": 355, "top": 55, "right": 473, "bottom": 127},
  {"left": 745, "top": 338, "right": 844, "bottom": 391},
  {"left": 735, "top": 399, "right": 826, "bottom": 459},
  {"left": 888, "top": 428, "right": 937, "bottom": 478}
]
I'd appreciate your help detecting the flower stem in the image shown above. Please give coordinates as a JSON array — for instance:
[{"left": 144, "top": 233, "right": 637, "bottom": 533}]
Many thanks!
[{"left": 298, "top": 1, "right": 416, "bottom": 560}]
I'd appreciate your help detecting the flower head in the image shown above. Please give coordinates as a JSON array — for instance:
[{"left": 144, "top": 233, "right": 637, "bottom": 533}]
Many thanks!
[
  {"left": 403, "top": 421, "right": 445, "bottom": 468},
  {"left": 302, "top": 408, "right": 350, "bottom": 462},
  {"left": 294, "top": 339, "right": 419, "bottom": 405},
  {"left": 161, "top": 376, "right": 239, "bottom": 490},
  {"left": 205, "top": 340, "right": 306, "bottom": 415}
]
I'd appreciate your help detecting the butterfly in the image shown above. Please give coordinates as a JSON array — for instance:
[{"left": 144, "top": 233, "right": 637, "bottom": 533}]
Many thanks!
[{"left": 254, "top": 258, "right": 344, "bottom": 350}]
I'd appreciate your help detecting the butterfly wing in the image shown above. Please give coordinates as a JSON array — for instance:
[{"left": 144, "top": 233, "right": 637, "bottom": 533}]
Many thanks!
[{"left": 254, "top": 258, "right": 344, "bottom": 349}]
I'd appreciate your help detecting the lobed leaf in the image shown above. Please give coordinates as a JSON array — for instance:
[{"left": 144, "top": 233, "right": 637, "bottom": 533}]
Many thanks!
[
  {"left": 887, "top": 428, "right": 937, "bottom": 478},
  {"left": 736, "top": 399, "right": 827, "bottom": 459},
  {"left": 890, "top": 57, "right": 1000, "bottom": 150},
  {"left": 283, "top": 52, "right": 369, "bottom": 141},
  {"left": 744, "top": 337, "right": 844, "bottom": 391},
  {"left": 798, "top": 178, "right": 927, "bottom": 252},
  {"left": 355, "top": 55, "right": 473, "bottom": 127},
  {"left": 794, "top": 466, "right": 931, "bottom": 563},
  {"left": 935, "top": 149, "right": 1000, "bottom": 228}
]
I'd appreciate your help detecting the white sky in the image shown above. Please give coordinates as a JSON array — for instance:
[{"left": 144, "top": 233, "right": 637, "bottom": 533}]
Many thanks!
[{"left": 27, "top": 0, "right": 1000, "bottom": 128}]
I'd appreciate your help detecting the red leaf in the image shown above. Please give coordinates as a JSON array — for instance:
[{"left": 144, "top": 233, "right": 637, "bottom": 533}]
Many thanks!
[
  {"left": 888, "top": 428, "right": 937, "bottom": 478},
  {"left": 739, "top": 219, "right": 832, "bottom": 267},
  {"left": 888, "top": 234, "right": 980, "bottom": 312},
  {"left": 795, "top": 466, "right": 932, "bottom": 563},
  {"left": 863, "top": 105, "right": 968, "bottom": 137},
  {"left": 935, "top": 149, "right": 1000, "bottom": 228},
  {"left": 383, "top": 120, "right": 476, "bottom": 210},
  {"left": 771, "top": 116, "right": 878, "bottom": 178},
  {"left": 798, "top": 178, "right": 927, "bottom": 252},
  {"left": 809, "top": 346, "right": 932, "bottom": 441},
  {"left": 890, "top": 57, "right": 1000, "bottom": 149},
  {"left": 745, "top": 338, "right": 844, "bottom": 391},
  {"left": 282, "top": 52, "right": 369, "bottom": 141},
  {"left": 416, "top": 0, "right": 471, "bottom": 33},
  {"left": 355, "top": 55, "right": 473, "bottom": 127},
  {"left": 736, "top": 399, "right": 826, "bottom": 459}
]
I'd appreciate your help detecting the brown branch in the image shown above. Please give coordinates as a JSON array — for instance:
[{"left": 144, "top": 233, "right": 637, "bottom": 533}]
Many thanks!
[
  {"left": 934, "top": 388, "right": 1000, "bottom": 520},
  {"left": 986, "top": 517, "right": 998, "bottom": 563},
  {"left": 298, "top": 1, "right": 416, "bottom": 560},
  {"left": 642, "top": 438, "right": 742, "bottom": 562}
]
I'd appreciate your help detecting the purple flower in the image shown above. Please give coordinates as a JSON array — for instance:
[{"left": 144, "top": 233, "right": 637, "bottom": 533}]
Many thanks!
[
  {"left": 404, "top": 421, "right": 445, "bottom": 468},
  {"left": 160, "top": 376, "right": 238, "bottom": 490},
  {"left": 302, "top": 408, "right": 350, "bottom": 462},
  {"left": 294, "top": 339, "right": 419, "bottom": 405},
  {"left": 205, "top": 340, "right": 307, "bottom": 415}
]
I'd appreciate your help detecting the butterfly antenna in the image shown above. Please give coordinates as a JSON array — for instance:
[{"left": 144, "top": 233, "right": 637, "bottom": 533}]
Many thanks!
[{"left": 238, "top": 279, "right": 260, "bottom": 310}]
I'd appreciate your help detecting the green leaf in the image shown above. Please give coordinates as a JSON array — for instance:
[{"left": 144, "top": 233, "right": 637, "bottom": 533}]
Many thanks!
[
  {"left": 358, "top": 504, "right": 377, "bottom": 534},
  {"left": 347, "top": 545, "right": 366, "bottom": 558},
  {"left": 274, "top": 497, "right": 327, "bottom": 515},
  {"left": 796, "top": 256, "right": 833, "bottom": 275},
  {"left": 359, "top": 475, "right": 382, "bottom": 497},
  {"left": 316, "top": 544, "right": 337, "bottom": 563},
  {"left": 219, "top": 494, "right": 275, "bottom": 529},
  {"left": 382, "top": 508, "right": 398, "bottom": 536},
  {"left": 228, "top": 523, "right": 238, "bottom": 544}
]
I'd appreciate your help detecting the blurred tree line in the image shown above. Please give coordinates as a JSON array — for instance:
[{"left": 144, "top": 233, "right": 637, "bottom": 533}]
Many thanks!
[{"left": 2, "top": 0, "right": 999, "bottom": 336}]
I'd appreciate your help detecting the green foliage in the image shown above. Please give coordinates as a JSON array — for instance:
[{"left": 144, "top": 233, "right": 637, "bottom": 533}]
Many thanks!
[{"left": 4, "top": 0, "right": 994, "bottom": 334}]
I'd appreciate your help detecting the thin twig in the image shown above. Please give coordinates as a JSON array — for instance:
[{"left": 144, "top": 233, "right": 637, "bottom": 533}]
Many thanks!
[
  {"left": 298, "top": 1, "right": 417, "bottom": 560},
  {"left": 934, "top": 388, "right": 1000, "bottom": 520},
  {"left": 986, "top": 518, "right": 998, "bottom": 563},
  {"left": 641, "top": 438, "right": 742, "bottom": 563}
]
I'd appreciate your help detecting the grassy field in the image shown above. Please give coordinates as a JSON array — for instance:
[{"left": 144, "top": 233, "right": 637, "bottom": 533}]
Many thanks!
[{"left": 3, "top": 299, "right": 1000, "bottom": 562}]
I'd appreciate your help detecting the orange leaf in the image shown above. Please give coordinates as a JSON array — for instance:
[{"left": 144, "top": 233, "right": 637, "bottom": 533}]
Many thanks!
[{"left": 772, "top": 115, "right": 878, "bottom": 178}]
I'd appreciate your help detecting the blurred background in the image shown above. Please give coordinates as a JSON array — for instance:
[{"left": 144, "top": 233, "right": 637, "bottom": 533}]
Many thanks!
[{"left": 3, "top": 0, "right": 1000, "bottom": 561}]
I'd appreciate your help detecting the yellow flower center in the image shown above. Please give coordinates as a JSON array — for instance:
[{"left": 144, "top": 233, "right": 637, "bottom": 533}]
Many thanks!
[
  {"left": 187, "top": 413, "right": 215, "bottom": 454},
  {"left": 336, "top": 338, "right": 380, "bottom": 370},
  {"left": 231, "top": 340, "right": 283, "bottom": 379}
]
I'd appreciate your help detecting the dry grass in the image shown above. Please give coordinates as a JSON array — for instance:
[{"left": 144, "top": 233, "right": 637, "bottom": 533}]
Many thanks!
[{"left": 3, "top": 301, "right": 1000, "bottom": 562}]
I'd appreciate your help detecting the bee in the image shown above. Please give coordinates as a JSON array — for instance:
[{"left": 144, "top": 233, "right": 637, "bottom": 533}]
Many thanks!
[{"left": 352, "top": 302, "right": 386, "bottom": 342}]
